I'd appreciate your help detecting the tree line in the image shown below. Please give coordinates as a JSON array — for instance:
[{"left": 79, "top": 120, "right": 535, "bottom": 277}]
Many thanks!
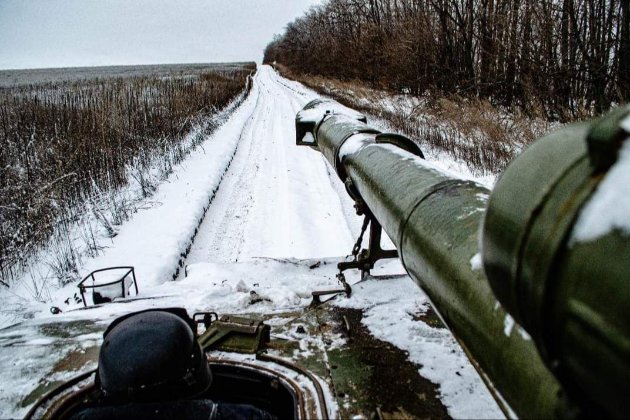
[{"left": 265, "top": 0, "right": 629, "bottom": 119}]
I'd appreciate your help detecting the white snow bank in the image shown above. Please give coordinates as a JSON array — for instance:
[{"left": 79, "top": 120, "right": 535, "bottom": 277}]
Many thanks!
[
  {"left": 27, "top": 258, "right": 349, "bottom": 327},
  {"left": 470, "top": 253, "right": 482, "bottom": 271}
]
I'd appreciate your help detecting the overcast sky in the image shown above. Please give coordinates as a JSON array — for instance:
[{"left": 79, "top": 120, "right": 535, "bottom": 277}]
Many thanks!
[{"left": 0, "top": 0, "right": 322, "bottom": 70}]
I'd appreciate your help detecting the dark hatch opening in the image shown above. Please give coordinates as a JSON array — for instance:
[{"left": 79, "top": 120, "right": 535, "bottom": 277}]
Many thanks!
[
  {"left": 33, "top": 363, "right": 299, "bottom": 420},
  {"left": 205, "top": 362, "right": 298, "bottom": 419}
]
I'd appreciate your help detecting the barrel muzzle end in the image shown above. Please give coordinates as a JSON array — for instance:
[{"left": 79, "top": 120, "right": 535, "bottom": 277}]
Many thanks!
[{"left": 296, "top": 99, "right": 367, "bottom": 147}]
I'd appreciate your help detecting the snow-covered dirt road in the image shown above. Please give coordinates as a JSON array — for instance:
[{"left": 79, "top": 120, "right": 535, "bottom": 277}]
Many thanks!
[
  {"left": 0, "top": 65, "right": 502, "bottom": 418},
  {"left": 185, "top": 66, "right": 357, "bottom": 265}
]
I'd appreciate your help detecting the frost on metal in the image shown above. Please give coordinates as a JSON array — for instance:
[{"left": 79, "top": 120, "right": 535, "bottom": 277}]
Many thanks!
[
  {"left": 571, "top": 130, "right": 630, "bottom": 243},
  {"left": 338, "top": 135, "right": 372, "bottom": 160},
  {"left": 296, "top": 100, "right": 364, "bottom": 126},
  {"left": 470, "top": 253, "right": 482, "bottom": 271}
]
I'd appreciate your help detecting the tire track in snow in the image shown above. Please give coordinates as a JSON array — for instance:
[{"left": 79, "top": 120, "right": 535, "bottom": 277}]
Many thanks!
[
  {"left": 183, "top": 74, "right": 269, "bottom": 264},
  {"left": 185, "top": 66, "right": 357, "bottom": 266},
  {"left": 273, "top": 71, "right": 365, "bottom": 241}
]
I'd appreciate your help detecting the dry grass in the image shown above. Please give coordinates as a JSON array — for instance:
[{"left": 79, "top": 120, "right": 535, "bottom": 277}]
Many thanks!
[
  {"left": 278, "top": 65, "right": 555, "bottom": 177},
  {"left": 0, "top": 63, "right": 255, "bottom": 285}
]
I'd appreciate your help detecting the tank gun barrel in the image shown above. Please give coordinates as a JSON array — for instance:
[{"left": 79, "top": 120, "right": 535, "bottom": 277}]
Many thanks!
[{"left": 296, "top": 99, "right": 630, "bottom": 418}]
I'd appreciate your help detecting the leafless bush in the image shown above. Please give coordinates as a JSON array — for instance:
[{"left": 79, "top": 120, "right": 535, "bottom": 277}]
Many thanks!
[
  {"left": 0, "top": 63, "right": 255, "bottom": 285},
  {"left": 284, "top": 68, "right": 554, "bottom": 176},
  {"left": 265, "top": 0, "right": 628, "bottom": 118}
]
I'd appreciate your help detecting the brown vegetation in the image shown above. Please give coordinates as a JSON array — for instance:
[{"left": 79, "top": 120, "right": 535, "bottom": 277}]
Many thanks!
[
  {"left": 265, "top": 0, "right": 629, "bottom": 120},
  {"left": 282, "top": 66, "right": 553, "bottom": 176},
  {"left": 0, "top": 63, "right": 255, "bottom": 286}
]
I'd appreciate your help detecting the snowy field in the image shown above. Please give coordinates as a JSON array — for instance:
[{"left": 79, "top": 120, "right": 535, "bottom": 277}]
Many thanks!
[
  {"left": 0, "top": 65, "right": 502, "bottom": 418},
  {"left": 0, "top": 62, "right": 252, "bottom": 87}
]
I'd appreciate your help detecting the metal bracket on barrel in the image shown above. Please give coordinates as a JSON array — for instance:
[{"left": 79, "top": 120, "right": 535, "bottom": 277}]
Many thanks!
[
  {"left": 338, "top": 178, "right": 399, "bottom": 278},
  {"left": 308, "top": 178, "right": 399, "bottom": 306},
  {"left": 309, "top": 212, "right": 398, "bottom": 306},
  {"left": 336, "top": 213, "right": 399, "bottom": 280}
]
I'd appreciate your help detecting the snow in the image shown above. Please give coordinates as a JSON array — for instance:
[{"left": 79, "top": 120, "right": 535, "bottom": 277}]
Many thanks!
[
  {"left": 377, "top": 142, "right": 495, "bottom": 188},
  {"left": 0, "top": 65, "right": 503, "bottom": 418},
  {"left": 82, "top": 269, "right": 136, "bottom": 305},
  {"left": 470, "top": 253, "right": 483, "bottom": 271},
  {"left": 304, "top": 80, "right": 508, "bottom": 188},
  {"left": 503, "top": 315, "right": 515, "bottom": 336},
  {"left": 0, "top": 68, "right": 262, "bottom": 326},
  {"left": 335, "top": 274, "right": 503, "bottom": 419},
  {"left": 180, "top": 259, "right": 343, "bottom": 313},
  {"left": 301, "top": 132, "right": 316, "bottom": 144},
  {"left": 338, "top": 134, "right": 375, "bottom": 160},
  {"left": 183, "top": 69, "right": 355, "bottom": 264},
  {"left": 339, "top": 118, "right": 496, "bottom": 190},
  {"left": 571, "top": 136, "right": 630, "bottom": 243},
  {"left": 296, "top": 99, "right": 365, "bottom": 125}
]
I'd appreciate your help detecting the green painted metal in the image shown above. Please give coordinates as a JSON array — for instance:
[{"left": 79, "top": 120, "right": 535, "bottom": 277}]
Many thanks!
[
  {"left": 296, "top": 99, "right": 630, "bottom": 418},
  {"left": 482, "top": 122, "right": 593, "bottom": 335},
  {"left": 483, "top": 106, "right": 630, "bottom": 417},
  {"left": 198, "top": 315, "right": 270, "bottom": 354},
  {"left": 317, "top": 115, "right": 380, "bottom": 178},
  {"left": 339, "top": 134, "right": 563, "bottom": 419}
]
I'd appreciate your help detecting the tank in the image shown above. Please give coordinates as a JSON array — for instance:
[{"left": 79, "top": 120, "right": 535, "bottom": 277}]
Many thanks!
[{"left": 25, "top": 101, "right": 629, "bottom": 420}]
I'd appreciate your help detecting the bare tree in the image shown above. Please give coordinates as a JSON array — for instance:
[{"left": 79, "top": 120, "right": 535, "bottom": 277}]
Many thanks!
[{"left": 264, "top": 0, "right": 627, "bottom": 118}]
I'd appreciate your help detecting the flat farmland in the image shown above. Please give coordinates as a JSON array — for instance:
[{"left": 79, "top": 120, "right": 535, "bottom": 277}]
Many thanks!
[{"left": 0, "top": 62, "right": 254, "bottom": 87}]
